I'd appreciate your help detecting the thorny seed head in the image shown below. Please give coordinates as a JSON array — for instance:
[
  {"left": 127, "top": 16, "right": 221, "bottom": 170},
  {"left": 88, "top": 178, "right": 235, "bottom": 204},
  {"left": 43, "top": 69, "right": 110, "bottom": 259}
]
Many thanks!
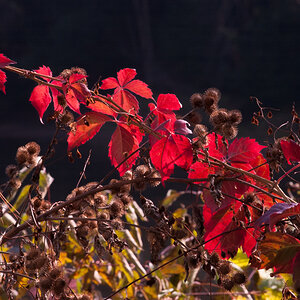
[
  {"left": 210, "top": 109, "right": 229, "bottom": 126},
  {"left": 222, "top": 278, "right": 234, "bottom": 291},
  {"left": 232, "top": 271, "right": 246, "bottom": 284},
  {"left": 53, "top": 278, "right": 66, "bottom": 295},
  {"left": 209, "top": 252, "right": 220, "bottom": 266},
  {"left": 109, "top": 200, "right": 125, "bottom": 218},
  {"left": 49, "top": 267, "right": 62, "bottom": 279},
  {"left": 111, "top": 218, "right": 124, "bottom": 230},
  {"left": 217, "top": 261, "right": 231, "bottom": 275},
  {"left": 26, "top": 248, "right": 41, "bottom": 261},
  {"left": 5, "top": 164, "right": 18, "bottom": 178},
  {"left": 39, "top": 276, "right": 53, "bottom": 291},
  {"left": 25, "top": 141, "right": 40, "bottom": 156},
  {"left": 10, "top": 178, "right": 21, "bottom": 189},
  {"left": 120, "top": 194, "right": 133, "bottom": 205},
  {"left": 150, "top": 170, "right": 161, "bottom": 187},
  {"left": 60, "top": 67, "right": 87, "bottom": 83},
  {"left": 190, "top": 93, "right": 204, "bottom": 108},
  {"left": 134, "top": 164, "right": 151, "bottom": 178},
  {"left": 16, "top": 146, "right": 30, "bottom": 165},
  {"left": 228, "top": 110, "right": 242, "bottom": 125},
  {"left": 221, "top": 124, "right": 238, "bottom": 140}
]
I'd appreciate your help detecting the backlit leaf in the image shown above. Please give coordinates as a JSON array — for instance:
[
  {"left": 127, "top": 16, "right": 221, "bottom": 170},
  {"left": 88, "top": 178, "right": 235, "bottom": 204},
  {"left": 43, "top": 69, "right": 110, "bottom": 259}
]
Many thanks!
[
  {"left": 280, "top": 140, "right": 300, "bottom": 165},
  {"left": 258, "top": 232, "right": 300, "bottom": 274},
  {"left": 29, "top": 66, "right": 53, "bottom": 123},
  {"left": 67, "top": 111, "right": 111, "bottom": 151},
  {"left": 150, "top": 134, "right": 193, "bottom": 182},
  {"left": 108, "top": 122, "right": 142, "bottom": 176}
]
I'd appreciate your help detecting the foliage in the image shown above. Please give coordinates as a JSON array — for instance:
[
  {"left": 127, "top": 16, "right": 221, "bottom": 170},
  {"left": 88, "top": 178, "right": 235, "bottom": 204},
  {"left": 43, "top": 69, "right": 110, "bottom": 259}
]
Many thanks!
[{"left": 0, "top": 53, "right": 299, "bottom": 299}]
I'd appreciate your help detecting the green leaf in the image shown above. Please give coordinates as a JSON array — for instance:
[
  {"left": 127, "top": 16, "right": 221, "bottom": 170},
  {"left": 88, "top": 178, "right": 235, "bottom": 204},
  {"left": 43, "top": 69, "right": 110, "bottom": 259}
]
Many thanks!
[
  {"left": 39, "top": 169, "right": 54, "bottom": 198},
  {"left": 161, "top": 189, "right": 181, "bottom": 208},
  {"left": 13, "top": 185, "right": 31, "bottom": 212}
]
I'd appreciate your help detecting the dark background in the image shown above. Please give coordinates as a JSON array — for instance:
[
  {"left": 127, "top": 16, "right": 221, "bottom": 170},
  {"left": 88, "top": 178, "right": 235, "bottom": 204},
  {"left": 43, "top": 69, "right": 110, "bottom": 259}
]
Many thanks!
[{"left": 1, "top": 0, "right": 299, "bottom": 200}]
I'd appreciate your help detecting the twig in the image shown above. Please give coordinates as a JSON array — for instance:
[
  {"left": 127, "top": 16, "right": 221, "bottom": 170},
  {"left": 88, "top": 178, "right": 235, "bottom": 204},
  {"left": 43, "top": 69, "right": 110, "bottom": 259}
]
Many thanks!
[{"left": 76, "top": 149, "right": 92, "bottom": 188}]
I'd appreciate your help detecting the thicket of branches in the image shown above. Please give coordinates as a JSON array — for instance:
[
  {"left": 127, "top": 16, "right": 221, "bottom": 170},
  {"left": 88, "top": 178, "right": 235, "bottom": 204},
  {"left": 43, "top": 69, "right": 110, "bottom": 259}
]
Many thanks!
[{"left": 0, "top": 53, "right": 299, "bottom": 299}]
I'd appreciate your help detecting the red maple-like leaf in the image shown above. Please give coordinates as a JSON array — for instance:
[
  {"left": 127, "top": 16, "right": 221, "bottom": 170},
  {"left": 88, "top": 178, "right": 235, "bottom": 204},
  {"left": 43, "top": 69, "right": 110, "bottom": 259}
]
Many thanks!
[
  {"left": 255, "top": 202, "right": 300, "bottom": 229},
  {"left": 257, "top": 232, "right": 300, "bottom": 275},
  {"left": 0, "top": 53, "right": 16, "bottom": 94},
  {"left": 150, "top": 134, "right": 193, "bottom": 182},
  {"left": 62, "top": 73, "right": 91, "bottom": 114},
  {"left": 148, "top": 94, "right": 182, "bottom": 146},
  {"left": 203, "top": 203, "right": 257, "bottom": 258},
  {"left": 228, "top": 137, "right": 266, "bottom": 164},
  {"left": 87, "top": 95, "right": 117, "bottom": 117},
  {"left": 0, "top": 54, "right": 16, "bottom": 68},
  {"left": 0, "top": 70, "right": 7, "bottom": 94},
  {"left": 280, "top": 140, "right": 300, "bottom": 165},
  {"left": 108, "top": 122, "right": 144, "bottom": 176},
  {"left": 67, "top": 111, "right": 111, "bottom": 151},
  {"left": 29, "top": 66, "right": 53, "bottom": 123},
  {"left": 101, "top": 68, "right": 152, "bottom": 113}
]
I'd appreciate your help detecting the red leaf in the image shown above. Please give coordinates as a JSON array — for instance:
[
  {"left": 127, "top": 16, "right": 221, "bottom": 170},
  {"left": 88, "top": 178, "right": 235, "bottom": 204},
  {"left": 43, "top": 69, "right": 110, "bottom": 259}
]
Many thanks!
[
  {"left": 228, "top": 137, "right": 266, "bottom": 164},
  {"left": 280, "top": 140, "right": 300, "bottom": 165},
  {"left": 64, "top": 88, "right": 81, "bottom": 114},
  {"left": 0, "top": 54, "right": 16, "bottom": 94},
  {"left": 101, "top": 77, "right": 119, "bottom": 90},
  {"left": 206, "top": 133, "right": 227, "bottom": 161},
  {"left": 50, "top": 80, "right": 64, "bottom": 113},
  {"left": 35, "top": 66, "right": 52, "bottom": 81},
  {"left": 0, "top": 54, "right": 16, "bottom": 68},
  {"left": 113, "top": 89, "right": 139, "bottom": 113},
  {"left": 108, "top": 123, "right": 142, "bottom": 176},
  {"left": 67, "top": 112, "right": 111, "bottom": 151},
  {"left": 250, "top": 154, "right": 270, "bottom": 180},
  {"left": 0, "top": 70, "right": 7, "bottom": 94},
  {"left": 117, "top": 68, "right": 137, "bottom": 86},
  {"left": 29, "top": 66, "right": 53, "bottom": 122},
  {"left": 255, "top": 203, "right": 300, "bottom": 229},
  {"left": 88, "top": 95, "right": 117, "bottom": 117},
  {"left": 257, "top": 232, "right": 300, "bottom": 274},
  {"left": 150, "top": 134, "right": 193, "bottom": 182},
  {"left": 188, "top": 161, "right": 214, "bottom": 183},
  {"left": 125, "top": 79, "right": 153, "bottom": 98},
  {"left": 157, "top": 94, "right": 182, "bottom": 111},
  {"left": 101, "top": 68, "right": 153, "bottom": 113},
  {"left": 203, "top": 203, "right": 257, "bottom": 258},
  {"left": 29, "top": 85, "right": 52, "bottom": 123}
]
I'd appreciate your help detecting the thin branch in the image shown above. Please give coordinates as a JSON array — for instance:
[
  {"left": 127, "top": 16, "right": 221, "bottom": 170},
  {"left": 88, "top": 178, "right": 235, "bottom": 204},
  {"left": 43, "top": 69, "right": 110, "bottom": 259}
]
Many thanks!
[
  {"left": 76, "top": 149, "right": 92, "bottom": 188},
  {"left": 103, "top": 225, "right": 254, "bottom": 299}
]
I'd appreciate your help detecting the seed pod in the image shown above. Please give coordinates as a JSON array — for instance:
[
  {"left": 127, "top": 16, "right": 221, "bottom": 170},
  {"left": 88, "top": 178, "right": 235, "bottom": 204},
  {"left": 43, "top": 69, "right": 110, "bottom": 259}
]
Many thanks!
[
  {"left": 27, "top": 248, "right": 40, "bottom": 261},
  {"left": 16, "top": 146, "right": 30, "bottom": 165},
  {"left": 49, "top": 268, "right": 62, "bottom": 279},
  {"left": 5, "top": 165, "right": 17, "bottom": 178},
  {"left": 25, "top": 142, "right": 40, "bottom": 156},
  {"left": 190, "top": 93, "right": 204, "bottom": 108},
  {"left": 232, "top": 271, "right": 246, "bottom": 284},
  {"left": 209, "top": 252, "right": 220, "bottom": 266},
  {"left": 218, "top": 261, "right": 231, "bottom": 275},
  {"left": 53, "top": 278, "right": 66, "bottom": 295},
  {"left": 210, "top": 109, "right": 229, "bottom": 126},
  {"left": 222, "top": 278, "right": 234, "bottom": 291},
  {"left": 228, "top": 110, "right": 242, "bottom": 125},
  {"left": 134, "top": 164, "right": 151, "bottom": 178},
  {"left": 150, "top": 170, "right": 161, "bottom": 187},
  {"left": 109, "top": 200, "right": 125, "bottom": 218},
  {"left": 39, "top": 276, "right": 53, "bottom": 291}
]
